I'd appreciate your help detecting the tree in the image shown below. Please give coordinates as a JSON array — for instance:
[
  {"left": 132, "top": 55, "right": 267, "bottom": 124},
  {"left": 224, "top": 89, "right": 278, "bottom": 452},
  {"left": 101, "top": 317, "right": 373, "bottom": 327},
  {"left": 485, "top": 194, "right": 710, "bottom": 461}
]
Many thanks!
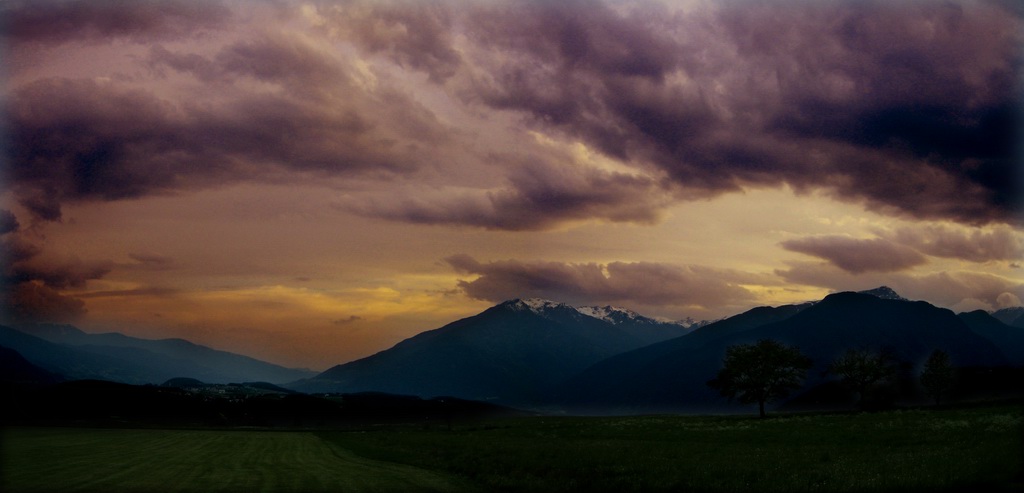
[
  {"left": 920, "top": 349, "right": 954, "bottom": 407},
  {"left": 828, "top": 348, "right": 897, "bottom": 409},
  {"left": 707, "top": 339, "right": 813, "bottom": 418}
]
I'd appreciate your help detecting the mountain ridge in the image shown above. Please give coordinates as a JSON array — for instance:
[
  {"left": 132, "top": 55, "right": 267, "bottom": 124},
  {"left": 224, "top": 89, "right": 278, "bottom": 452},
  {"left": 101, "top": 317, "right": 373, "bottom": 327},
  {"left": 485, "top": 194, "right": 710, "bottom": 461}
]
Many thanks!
[
  {"left": 288, "top": 297, "right": 694, "bottom": 405},
  {"left": 4, "top": 286, "right": 1019, "bottom": 415},
  {"left": 2, "top": 324, "right": 315, "bottom": 385},
  {"left": 560, "top": 290, "right": 1007, "bottom": 413},
  {"left": 290, "top": 286, "right": 1019, "bottom": 413}
]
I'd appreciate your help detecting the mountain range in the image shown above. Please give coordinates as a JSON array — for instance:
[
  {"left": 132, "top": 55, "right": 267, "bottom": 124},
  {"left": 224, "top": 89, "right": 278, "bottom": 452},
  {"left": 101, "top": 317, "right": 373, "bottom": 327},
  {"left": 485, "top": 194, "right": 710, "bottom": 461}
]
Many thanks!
[
  {"left": 293, "top": 288, "right": 1021, "bottom": 411},
  {"left": 288, "top": 298, "right": 694, "bottom": 404},
  {"left": 0, "top": 324, "right": 314, "bottom": 385},
  {"left": 560, "top": 291, "right": 1010, "bottom": 413},
  {"left": 2, "top": 287, "right": 1021, "bottom": 414}
]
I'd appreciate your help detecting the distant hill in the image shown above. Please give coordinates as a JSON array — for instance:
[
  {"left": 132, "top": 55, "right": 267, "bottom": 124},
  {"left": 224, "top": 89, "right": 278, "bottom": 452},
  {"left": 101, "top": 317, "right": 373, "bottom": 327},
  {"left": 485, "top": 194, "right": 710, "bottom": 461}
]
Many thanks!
[
  {"left": 1, "top": 324, "right": 315, "bottom": 385},
  {"left": 991, "top": 307, "right": 1024, "bottom": 328},
  {"left": 958, "top": 310, "right": 1024, "bottom": 366},
  {"left": 0, "top": 345, "right": 63, "bottom": 386},
  {"left": 289, "top": 298, "right": 691, "bottom": 406},
  {"left": 0, "top": 326, "right": 161, "bottom": 384},
  {"left": 560, "top": 291, "right": 1006, "bottom": 413}
]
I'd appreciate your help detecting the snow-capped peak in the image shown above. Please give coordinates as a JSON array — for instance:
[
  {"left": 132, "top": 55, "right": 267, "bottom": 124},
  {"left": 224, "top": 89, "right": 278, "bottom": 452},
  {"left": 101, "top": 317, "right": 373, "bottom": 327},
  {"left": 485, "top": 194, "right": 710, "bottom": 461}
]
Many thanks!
[
  {"left": 576, "top": 305, "right": 644, "bottom": 324},
  {"left": 671, "top": 317, "right": 715, "bottom": 329},
  {"left": 858, "top": 286, "right": 908, "bottom": 301},
  {"left": 504, "top": 298, "right": 569, "bottom": 314},
  {"left": 501, "top": 298, "right": 708, "bottom": 328}
]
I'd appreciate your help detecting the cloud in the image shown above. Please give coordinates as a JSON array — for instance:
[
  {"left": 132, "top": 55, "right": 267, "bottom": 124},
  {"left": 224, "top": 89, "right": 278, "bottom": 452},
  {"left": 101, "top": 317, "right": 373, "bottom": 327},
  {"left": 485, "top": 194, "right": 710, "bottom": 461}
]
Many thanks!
[
  {"left": 1, "top": 282, "right": 88, "bottom": 322},
  {"left": 77, "top": 287, "right": 181, "bottom": 299},
  {"left": 0, "top": 0, "right": 231, "bottom": 46},
  {"left": 346, "top": 153, "right": 674, "bottom": 230},
  {"left": 996, "top": 292, "right": 1022, "bottom": 309},
  {"left": 310, "top": 1, "right": 462, "bottom": 83},
  {"left": 889, "top": 224, "right": 1024, "bottom": 263},
  {"left": 782, "top": 224, "right": 1024, "bottom": 273},
  {"left": 5, "top": 0, "right": 1021, "bottom": 232},
  {"left": 7, "top": 254, "right": 112, "bottom": 290},
  {"left": 0, "top": 210, "right": 19, "bottom": 235},
  {"left": 8, "top": 28, "right": 454, "bottom": 221},
  {"left": 445, "top": 254, "right": 758, "bottom": 310},
  {"left": 447, "top": 0, "right": 1021, "bottom": 226},
  {"left": 127, "top": 253, "right": 176, "bottom": 270},
  {"left": 776, "top": 260, "right": 1024, "bottom": 311},
  {"left": 331, "top": 315, "right": 364, "bottom": 326},
  {"left": 780, "top": 235, "right": 928, "bottom": 274},
  {"left": 148, "top": 32, "right": 348, "bottom": 93},
  {"left": 1, "top": 212, "right": 111, "bottom": 322}
]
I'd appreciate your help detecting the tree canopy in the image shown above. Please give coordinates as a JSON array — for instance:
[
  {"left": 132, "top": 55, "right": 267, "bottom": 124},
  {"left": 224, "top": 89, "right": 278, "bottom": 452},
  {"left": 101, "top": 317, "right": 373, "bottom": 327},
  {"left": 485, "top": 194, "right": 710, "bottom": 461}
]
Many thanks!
[
  {"left": 828, "top": 348, "right": 897, "bottom": 409},
  {"left": 707, "top": 339, "right": 812, "bottom": 418},
  {"left": 920, "top": 349, "right": 954, "bottom": 407}
]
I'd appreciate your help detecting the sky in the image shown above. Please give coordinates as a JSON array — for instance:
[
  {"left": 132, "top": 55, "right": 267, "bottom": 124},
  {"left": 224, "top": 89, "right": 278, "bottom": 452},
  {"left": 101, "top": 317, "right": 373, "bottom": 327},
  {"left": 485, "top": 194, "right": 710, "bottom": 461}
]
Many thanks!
[{"left": 1, "top": 0, "right": 1022, "bottom": 371}]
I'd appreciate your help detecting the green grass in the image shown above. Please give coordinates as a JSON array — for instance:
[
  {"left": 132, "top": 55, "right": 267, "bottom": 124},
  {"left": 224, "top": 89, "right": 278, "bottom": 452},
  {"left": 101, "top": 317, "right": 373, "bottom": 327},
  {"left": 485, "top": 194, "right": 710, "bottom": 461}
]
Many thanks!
[
  {"left": 321, "top": 405, "right": 1024, "bottom": 493},
  {"left": 3, "top": 405, "right": 1021, "bottom": 493},
  {"left": 1, "top": 427, "right": 472, "bottom": 493}
]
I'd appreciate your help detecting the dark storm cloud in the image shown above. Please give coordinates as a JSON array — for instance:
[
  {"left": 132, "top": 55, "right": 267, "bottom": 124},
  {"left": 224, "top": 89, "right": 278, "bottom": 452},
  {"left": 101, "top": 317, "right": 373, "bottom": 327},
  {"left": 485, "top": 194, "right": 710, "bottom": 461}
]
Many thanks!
[
  {"left": 148, "top": 34, "right": 348, "bottom": 92},
  {"left": 1, "top": 282, "right": 88, "bottom": 322},
  {"left": 0, "top": 0, "right": 230, "bottom": 45},
  {"left": 445, "top": 254, "right": 757, "bottom": 308},
  {"left": 7, "top": 0, "right": 1022, "bottom": 231},
  {"left": 314, "top": 0, "right": 462, "bottom": 83},
  {"left": 780, "top": 236, "right": 928, "bottom": 274},
  {"left": 1, "top": 213, "right": 111, "bottom": 322},
  {"left": 5, "top": 246, "right": 112, "bottom": 290},
  {"left": 8, "top": 28, "right": 451, "bottom": 221},
  {"left": 0, "top": 210, "right": 19, "bottom": 235},
  {"left": 445, "top": 0, "right": 1022, "bottom": 226},
  {"left": 349, "top": 153, "right": 673, "bottom": 230}
]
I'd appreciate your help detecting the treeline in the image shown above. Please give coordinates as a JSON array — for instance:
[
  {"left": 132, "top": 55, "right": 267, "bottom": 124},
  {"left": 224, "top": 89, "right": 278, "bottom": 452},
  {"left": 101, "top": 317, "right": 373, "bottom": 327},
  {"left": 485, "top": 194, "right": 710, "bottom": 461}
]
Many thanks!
[
  {"left": 709, "top": 339, "right": 1024, "bottom": 417},
  {"left": 2, "top": 380, "right": 522, "bottom": 428}
]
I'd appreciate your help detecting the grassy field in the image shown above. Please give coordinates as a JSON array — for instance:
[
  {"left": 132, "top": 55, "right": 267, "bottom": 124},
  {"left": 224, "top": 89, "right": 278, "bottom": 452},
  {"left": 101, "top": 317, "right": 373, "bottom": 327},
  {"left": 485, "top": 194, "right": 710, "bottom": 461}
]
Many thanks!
[
  {"left": 3, "top": 405, "right": 1022, "bottom": 493},
  {"left": 323, "top": 405, "right": 1024, "bottom": 493},
  {"left": 1, "top": 427, "right": 472, "bottom": 493}
]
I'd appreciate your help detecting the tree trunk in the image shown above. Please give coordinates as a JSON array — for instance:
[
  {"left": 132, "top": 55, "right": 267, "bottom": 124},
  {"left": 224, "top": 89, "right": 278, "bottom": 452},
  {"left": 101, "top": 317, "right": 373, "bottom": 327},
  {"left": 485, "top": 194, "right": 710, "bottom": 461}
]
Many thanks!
[{"left": 758, "top": 400, "right": 766, "bottom": 419}]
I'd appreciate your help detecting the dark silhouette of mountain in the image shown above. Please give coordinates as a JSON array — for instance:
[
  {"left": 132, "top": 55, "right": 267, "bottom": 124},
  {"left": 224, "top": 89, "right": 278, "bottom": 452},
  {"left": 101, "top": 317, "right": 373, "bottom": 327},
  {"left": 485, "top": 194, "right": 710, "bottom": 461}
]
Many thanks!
[
  {"left": 289, "top": 298, "right": 691, "bottom": 406},
  {"left": 0, "top": 326, "right": 162, "bottom": 384},
  {"left": 958, "top": 310, "right": 1024, "bottom": 366},
  {"left": 552, "top": 301, "right": 815, "bottom": 409},
  {"left": 162, "top": 377, "right": 207, "bottom": 388},
  {"left": 991, "top": 307, "right": 1024, "bottom": 328},
  {"left": 560, "top": 291, "right": 1006, "bottom": 413},
  {"left": 9, "top": 323, "right": 314, "bottom": 384},
  {"left": 0, "top": 345, "right": 63, "bottom": 386},
  {"left": 241, "top": 381, "right": 297, "bottom": 394},
  {"left": 0, "top": 324, "right": 313, "bottom": 385}
]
